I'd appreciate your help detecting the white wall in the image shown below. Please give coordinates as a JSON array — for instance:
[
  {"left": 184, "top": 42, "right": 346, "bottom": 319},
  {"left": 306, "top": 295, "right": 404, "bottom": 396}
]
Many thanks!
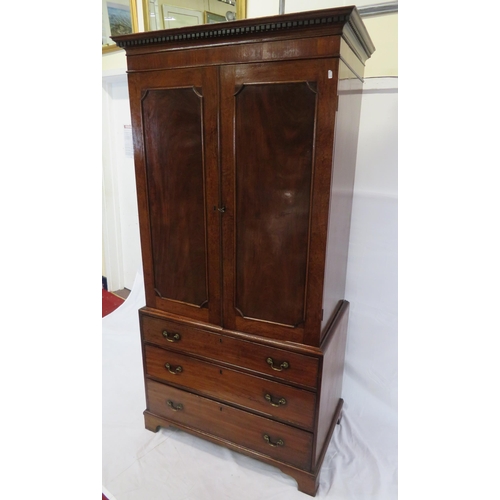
[
  {"left": 102, "top": 74, "right": 142, "bottom": 290},
  {"left": 343, "top": 78, "right": 398, "bottom": 468},
  {"left": 250, "top": 0, "right": 382, "bottom": 16}
]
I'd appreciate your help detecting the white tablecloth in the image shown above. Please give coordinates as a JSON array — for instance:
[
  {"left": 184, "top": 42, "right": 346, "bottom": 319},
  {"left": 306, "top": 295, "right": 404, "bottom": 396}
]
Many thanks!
[{"left": 102, "top": 194, "right": 397, "bottom": 500}]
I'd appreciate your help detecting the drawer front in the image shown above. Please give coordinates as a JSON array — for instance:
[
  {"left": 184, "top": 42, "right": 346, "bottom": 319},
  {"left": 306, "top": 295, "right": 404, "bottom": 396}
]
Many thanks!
[
  {"left": 144, "top": 344, "right": 316, "bottom": 430},
  {"left": 141, "top": 313, "right": 319, "bottom": 389},
  {"left": 146, "top": 378, "right": 313, "bottom": 470}
]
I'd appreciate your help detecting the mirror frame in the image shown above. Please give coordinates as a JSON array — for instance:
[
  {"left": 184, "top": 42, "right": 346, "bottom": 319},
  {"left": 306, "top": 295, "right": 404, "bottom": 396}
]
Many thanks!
[
  {"left": 142, "top": 0, "right": 247, "bottom": 32},
  {"left": 103, "top": 0, "right": 139, "bottom": 53}
]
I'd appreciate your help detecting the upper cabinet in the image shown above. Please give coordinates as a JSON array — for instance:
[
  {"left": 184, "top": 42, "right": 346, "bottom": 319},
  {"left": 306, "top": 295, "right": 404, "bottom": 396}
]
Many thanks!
[{"left": 114, "top": 7, "right": 375, "bottom": 347}]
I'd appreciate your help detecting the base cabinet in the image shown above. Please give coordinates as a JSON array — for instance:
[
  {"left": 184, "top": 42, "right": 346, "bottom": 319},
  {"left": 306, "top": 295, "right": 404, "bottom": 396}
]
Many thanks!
[
  {"left": 113, "top": 6, "right": 374, "bottom": 496},
  {"left": 140, "top": 301, "right": 349, "bottom": 496}
]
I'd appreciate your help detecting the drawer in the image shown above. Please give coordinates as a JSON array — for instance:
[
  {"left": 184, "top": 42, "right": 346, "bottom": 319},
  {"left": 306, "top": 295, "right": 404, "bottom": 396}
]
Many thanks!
[
  {"left": 144, "top": 344, "right": 316, "bottom": 430},
  {"left": 146, "top": 378, "right": 313, "bottom": 471},
  {"left": 141, "top": 313, "right": 319, "bottom": 389}
]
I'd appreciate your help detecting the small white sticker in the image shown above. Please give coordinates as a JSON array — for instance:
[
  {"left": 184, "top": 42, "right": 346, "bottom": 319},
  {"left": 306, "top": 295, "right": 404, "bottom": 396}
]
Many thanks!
[{"left": 328, "top": 70, "right": 333, "bottom": 79}]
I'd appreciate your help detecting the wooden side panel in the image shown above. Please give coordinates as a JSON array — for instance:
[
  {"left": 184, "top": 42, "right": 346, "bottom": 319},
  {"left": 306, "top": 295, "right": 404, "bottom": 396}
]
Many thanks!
[
  {"left": 142, "top": 87, "right": 207, "bottom": 306},
  {"left": 321, "top": 61, "right": 363, "bottom": 338},
  {"left": 314, "top": 301, "right": 349, "bottom": 466}
]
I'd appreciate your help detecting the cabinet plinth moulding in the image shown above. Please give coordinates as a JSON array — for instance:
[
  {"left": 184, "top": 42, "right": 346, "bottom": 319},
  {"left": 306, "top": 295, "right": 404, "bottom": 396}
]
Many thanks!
[{"left": 112, "top": 6, "right": 374, "bottom": 496}]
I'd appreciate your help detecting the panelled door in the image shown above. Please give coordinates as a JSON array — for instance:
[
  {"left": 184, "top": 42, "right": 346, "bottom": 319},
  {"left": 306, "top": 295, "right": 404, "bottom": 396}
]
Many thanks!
[
  {"left": 128, "top": 66, "right": 222, "bottom": 325},
  {"left": 220, "top": 59, "right": 339, "bottom": 344},
  {"left": 129, "top": 60, "right": 338, "bottom": 340}
]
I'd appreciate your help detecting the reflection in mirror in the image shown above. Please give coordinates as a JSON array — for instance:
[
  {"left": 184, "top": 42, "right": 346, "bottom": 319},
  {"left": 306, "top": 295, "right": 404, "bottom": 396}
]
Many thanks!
[
  {"left": 102, "top": 0, "right": 138, "bottom": 52},
  {"left": 143, "top": 0, "right": 246, "bottom": 31}
]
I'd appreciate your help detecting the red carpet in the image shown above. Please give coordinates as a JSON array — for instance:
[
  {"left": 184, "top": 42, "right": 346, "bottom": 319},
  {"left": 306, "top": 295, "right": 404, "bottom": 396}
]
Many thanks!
[{"left": 102, "top": 289, "right": 125, "bottom": 317}]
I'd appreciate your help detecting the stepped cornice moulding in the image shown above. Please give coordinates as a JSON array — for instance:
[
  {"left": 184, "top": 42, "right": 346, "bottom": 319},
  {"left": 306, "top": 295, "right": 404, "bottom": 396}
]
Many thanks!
[{"left": 112, "top": 6, "right": 375, "bottom": 63}]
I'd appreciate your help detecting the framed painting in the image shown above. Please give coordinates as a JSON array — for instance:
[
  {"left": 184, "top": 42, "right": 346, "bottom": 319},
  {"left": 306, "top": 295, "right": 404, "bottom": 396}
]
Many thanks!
[
  {"left": 204, "top": 11, "right": 226, "bottom": 24},
  {"left": 102, "top": 0, "right": 138, "bottom": 53},
  {"left": 142, "top": 0, "right": 246, "bottom": 32},
  {"left": 162, "top": 5, "right": 203, "bottom": 29}
]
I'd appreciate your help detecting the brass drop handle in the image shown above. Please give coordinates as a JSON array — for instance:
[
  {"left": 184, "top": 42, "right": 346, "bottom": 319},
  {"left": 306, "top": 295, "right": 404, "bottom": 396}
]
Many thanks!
[
  {"left": 266, "top": 357, "right": 289, "bottom": 372},
  {"left": 165, "top": 362, "right": 183, "bottom": 375},
  {"left": 162, "top": 330, "right": 181, "bottom": 342},
  {"left": 265, "top": 393, "right": 287, "bottom": 407},
  {"left": 167, "top": 400, "right": 183, "bottom": 411},
  {"left": 263, "top": 434, "right": 284, "bottom": 447}
]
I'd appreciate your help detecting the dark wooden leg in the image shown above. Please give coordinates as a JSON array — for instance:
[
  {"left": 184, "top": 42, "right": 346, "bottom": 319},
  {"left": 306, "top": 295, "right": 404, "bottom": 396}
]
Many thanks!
[
  {"left": 296, "top": 474, "right": 319, "bottom": 497},
  {"left": 144, "top": 410, "right": 171, "bottom": 432},
  {"left": 279, "top": 467, "right": 319, "bottom": 497}
]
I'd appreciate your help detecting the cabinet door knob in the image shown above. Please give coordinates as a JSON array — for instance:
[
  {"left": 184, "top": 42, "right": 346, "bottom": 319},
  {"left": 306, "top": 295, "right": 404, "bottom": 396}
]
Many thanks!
[
  {"left": 265, "top": 393, "right": 287, "bottom": 407},
  {"left": 164, "top": 362, "right": 183, "bottom": 375},
  {"left": 266, "top": 357, "right": 289, "bottom": 371},
  {"left": 162, "top": 330, "right": 181, "bottom": 342},
  {"left": 214, "top": 205, "right": 226, "bottom": 213},
  {"left": 263, "top": 434, "right": 284, "bottom": 447}
]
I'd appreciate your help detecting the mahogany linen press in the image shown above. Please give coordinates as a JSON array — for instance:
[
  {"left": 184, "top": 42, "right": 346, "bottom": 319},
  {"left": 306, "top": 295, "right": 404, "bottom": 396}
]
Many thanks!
[{"left": 112, "top": 6, "right": 374, "bottom": 496}]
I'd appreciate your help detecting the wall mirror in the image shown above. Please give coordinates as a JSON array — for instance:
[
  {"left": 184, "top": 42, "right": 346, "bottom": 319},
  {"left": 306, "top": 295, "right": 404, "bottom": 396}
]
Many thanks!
[
  {"left": 143, "top": 0, "right": 247, "bottom": 31},
  {"left": 102, "top": 0, "right": 139, "bottom": 52}
]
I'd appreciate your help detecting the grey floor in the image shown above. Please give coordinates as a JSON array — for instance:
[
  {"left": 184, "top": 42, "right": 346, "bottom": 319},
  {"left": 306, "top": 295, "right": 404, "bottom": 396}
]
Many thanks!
[{"left": 112, "top": 288, "right": 131, "bottom": 300}]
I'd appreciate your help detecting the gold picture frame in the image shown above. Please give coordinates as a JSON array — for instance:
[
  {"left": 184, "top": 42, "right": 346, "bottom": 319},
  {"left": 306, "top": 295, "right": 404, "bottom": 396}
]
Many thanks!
[
  {"left": 102, "top": 0, "right": 139, "bottom": 53},
  {"left": 143, "top": 0, "right": 246, "bottom": 32}
]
